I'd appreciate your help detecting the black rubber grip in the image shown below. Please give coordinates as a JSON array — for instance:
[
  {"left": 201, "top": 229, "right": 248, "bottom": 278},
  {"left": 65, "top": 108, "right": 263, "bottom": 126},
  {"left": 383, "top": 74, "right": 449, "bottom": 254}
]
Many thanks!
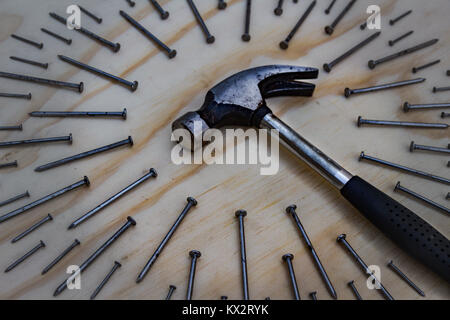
[{"left": 341, "top": 176, "right": 450, "bottom": 282}]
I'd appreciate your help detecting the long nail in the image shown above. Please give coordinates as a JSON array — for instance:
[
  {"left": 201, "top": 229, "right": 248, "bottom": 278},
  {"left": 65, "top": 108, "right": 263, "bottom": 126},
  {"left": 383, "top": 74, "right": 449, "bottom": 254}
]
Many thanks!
[
  {"left": 11, "top": 214, "right": 53, "bottom": 243},
  {"left": 359, "top": 151, "right": 450, "bottom": 185},
  {"left": 126, "top": 0, "right": 136, "bottom": 7},
  {"left": 387, "top": 260, "right": 425, "bottom": 296},
  {"left": 35, "top": 136, "right": 133, "bottom": 172},
  {"left": 58, "top": 55, "right": 137, "bottom": 91},
  {"left": 30, "top": 108, "right": 127, "bottom": 119},
  {"left": 90, "top": 261, "right": 122, "bottom": 300},
  {"left": 41, "top": 28, "right": 72, "bottom": 45},
  {"left": 78, "top": 5, "right": 103, "bottom": 24},
  {"left": 10, "top": 56, "right": 48, "bottom": 69},
  {"left": 136, "top": 196, "right": 197, "bottom": 283},
  {"left": 149, "top": 0, "right": 169, "bottom": 19},
  {"left": 11, "top": 34, "right": 43, "bottom": 49},
  {"left": 348, "top": 280, "right": 363, "bottom": 300},
  {"left": 433, "top": 86, "right": 450, "bottom": 93},
  {"left": 345, "top": 78, "right": 425, "bottom": 97},
  {"left": 235, "top": 210, "right": 249, "bottom": 300},
  {"left": 274, "top": 0, "right": 284, "bottom": 16},
  {"left": 42, "top": 239, "right": 80, "bottom": 275},
  {"left": 218, "top": 0, "right": 227, "bottom": 10},
  {"left": 403, "top": 101, "right": 450, "bottom": 112},
  {"left": 0, "top": 176, "right": 90, "bottom": 223},
  {"left": 0, "top": 71, "right": 83, "bottom": 93},
  {"left": 394, "top": 182, "right": 449, "bottom": 215},
  {"left": 0, "top": 134, "right": 72, "bottom": 148},
  {"left": 324, "top": 0, "right": 357, "bottom": 35},
  {"left": 0, "top": 92, "right": 32, "bottom": 99},
  {"left": 309, "top": 291, "right": 318, "bottom": 300},
  {"left": 388, "top": 30, "right": 413, "bottom": 46},
  {"left": 442, "top": 112, "right": 450, "bottom": 118},
  {"left": 282, "top": 254, "right": 301, "bottom": 300},
  {"left": 0, "top": 191, "right": 30, "bottom": 208},
  {"left": 279, "top": 0, "right": 316, "bottom": 50},
  {"left": 357, "top": 116, "right": 448, "bottom": 129},
  {"left": 324, "top": 0, "right": 337, "bottom": 14},
  {"left": 186, "top": 250, "right": 201, "bottom": 300},
  {"left": 187, "top": 0, "right": 215, "bottom": 44},
  {"left": 0, "top": 160, "right": 18, "bottom": 169},
  {"left": 68, "top": 168, "right": 157, "bottom": 229},
  {"left": 410, "top": 141, "right": 450, "bottom": 155},
  {"left": 242, "top": 0, "right": 252, "bottom": 42},
  {"left": 0, "top": 124, "right": 22, "bottom": 131},
  {"left": 53, "top": 217, "right": 136, "bottom": 296},
  {"left": 5, "top": 240, "right": 45, "bottom": 272},
  {"left": 389, "top": 9, "right": 412, "bottom": 26},
  {"left": 165, "top": 285, "right": 176, "bottom": 300},
  {"left": 412, "top": 59, "right": 440, "bottom": 73}
]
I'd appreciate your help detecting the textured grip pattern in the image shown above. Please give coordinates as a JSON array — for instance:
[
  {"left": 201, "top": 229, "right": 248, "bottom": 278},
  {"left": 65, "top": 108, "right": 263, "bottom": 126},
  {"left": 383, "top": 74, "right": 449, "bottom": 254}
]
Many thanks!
[{"left": 341, "top": 176, "right": 450, "bottom": 282}]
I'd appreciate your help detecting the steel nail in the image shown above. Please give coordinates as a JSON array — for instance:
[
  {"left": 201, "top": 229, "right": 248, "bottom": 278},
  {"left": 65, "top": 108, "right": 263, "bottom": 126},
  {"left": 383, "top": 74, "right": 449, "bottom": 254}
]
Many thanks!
[
  {"left": 368, "top": 39, "right": 439, "bottom": 69},
  {"left": 447, "top": 70, "right": 450, "bottom": 76},
  {"left": 53, "top": 217, "right": 136, "bottom": 296},
  {"left": 218, "top": 0, "right": 227, "bottom": 10},
  {"left": 166, "top": 285, "right": 177, "bottom": 300},
  {"left": 359, "top": 151, "right": 450, "bottom": 185},
  {"left": 136, "top": 196, "right": 197, "bottom": 283},
  {"left": 41, "top": 28, "right": 72, "bottom": 45},
  {"left": 446, "top": 192, "right": 450, "bottom": 200},
  {"left": 0, "top": 71, "right": 83, "bottom": 93},
  {"left": 220, "top": 295, "right": 228, "bottom": 300},
  {"left": 323, "top": 31, "right": 380, "bottom": 72},
  {"left": 347, "top": 280, "right": 363, "bottom": 300},
  {"left": 5, "top": 240, "right": 45, "bottom": 272},
  {"left": 412, "top": 59, "right": 441, "bottom": 73},
  {"left": 35, "top": 136, "right": 133, "bottom": 172},
  {"left": 325, "top": 0, "right": 337, "bottom": 14},
  {"left": 279, "top": 0, "right": 316, "bottom": 50},
  {"left": 235, "top": 209, "right": 249, "bottom": 300},
  {"left": 187, "top": 0, "right": 215, "bottom": 44},
  {"left": 90, "top": 261, "right": 122, "bottom": 300},
  {"left": 0, "top": 124, "right": 23, "bottom": 131},
  {"left": 42, "top": 239, "right": 81, "bottom": 275},
  {"left": 0, "top": 160, "right": 18, "bottom": 169},
  {"left": 150, "top": 0, "right": 169, "bottom": 19},
  {"left": 0, "top": 176, "right": 90, "bottom": 224},
  {"left": 69, "top": 168, "right": 157, "bottom": 229},
  {"left": 387, "top": 260, "right": 425, "bottom": 296},
  {"left": 345, "top": 78, "right": 425, "bottom": 97},
  {"left": 58, "top": 55, "right": 137, "bottom": 91},
  {"left": 0, "top": 134, "right": 72, "bottom": 148},
  {"left": 11, "top": 34, "right": 43, "bottom": 49},
  {"left": 30, "top": 108, "right": 127, "bottom": 120},
  {"left": 126, "top": 0, "right": 136, "bottom": 7},
  {"left": 309, "top": 291, "right": 318, "bottom": 300},
  {"left": 403, "top": 102, "right": 450, "bottom": 112},
  {"left": 324, "top": 0, "right": 357, "bottom": 35},
  {"left": 410, "top": 141, "right": 450, "bottom": 155},
  {"left": 394, "top": 182, "right": 449, "bottom": 215},
  {"left": 286, "top": 205, "right": 337, "bottom": 299},
  {"left": 119, "top": 10, "right": 177, "bottom": 59},
  {"left": 441, "top": 112, "right": 449, "bottom": 118},
  {"left": 274, "top": 0, "right": 284, "bottom": 16},
  {"left": 11, "top": 214, "right": 53, "bottom": 243},
  {"left": 0, "top": 191, "right": 30, "bottom": 208},
  {"left": 388, "top": 30, "right": 414, "bottom": 46},
  {"left": 242, "top": 0, "right": 252, "bottom": 42},
  {"left": 337, "top": 234, "right": 394, "bottom": 300},
  {"left": 78, "top": 5, "right": 103, "bottom": 24},
  {"left": 49, "top": 12, "right": 120, "bottom": 52},
  {"left": 186, "top": 250, "right": 201, "bottom": 300},
  {"left": 389, "top": 9, "right": 412, "bottom": 26},
  {"left": 357, "top": 116, "right": 448, "bottom": 129},
  {"left": 360, "top": 21, "right": 367, "bottom": 30},
  {"left": 282, "top": 254, "right": 301, "bottom": 300},
  {"left": 0, "top": 92, "right": 32, "bottom": 100},
  {"left": 433, "top": 86, "right": 450, "bottom": 93}
]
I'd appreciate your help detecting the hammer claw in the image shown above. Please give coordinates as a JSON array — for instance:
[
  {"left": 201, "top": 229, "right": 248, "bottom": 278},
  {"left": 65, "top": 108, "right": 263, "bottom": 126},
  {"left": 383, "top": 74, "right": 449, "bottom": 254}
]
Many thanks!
[{"left": 262, "top": 80, "right": 316, "bottom": 98}]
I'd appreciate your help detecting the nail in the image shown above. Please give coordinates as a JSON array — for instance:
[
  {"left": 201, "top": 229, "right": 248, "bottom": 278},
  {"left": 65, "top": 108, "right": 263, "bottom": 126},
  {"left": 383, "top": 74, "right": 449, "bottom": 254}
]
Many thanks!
[
  {"left": 348, "top": 280, "right": 363, "bottom": 300},
  {"left": 324, "top": 0, "right": 337, "bottom": 14},
  {"left": 410, "top": 141, "right": 450, "bottom": 155},
  {"left": 274, "top": 0, "right": 284, "bottom": 16},
  {"left": 337, "top": 234, "right": 394, "bottom": 300},
  {"left": 360, "top": 21, "right": 367, "bottom": 30},
  {"left": 0, "top": 124, "right": 22, "bottom": 131},
  {"left": 0, "top": 161, "right": 18, "bottom": 169},
  {"left": 0, "top": 191, "right": 30, "bottom": 208},
  {"left": 433, "top": 86, "right": 450, "bottom": 93},
  {"left": 0, "top": 92, "right": 31, "bottom": 100},
  {"left": 346, "top": 78, "right": 425, "bottom": 97},
  {"left": 389, "top": 9, "right": 412, "bottom": 26},
  {"left": 35, "top": 136, "right": 133, "bottom": 172},
  {"left": 53, "top": 217, "right": 136, "bottom": 296},
  {"left": 165, "top": 285, "right": 177, "bottom": 300},
  {"left": 220, "top": 295, "right": 228, "bottom": 300},
  {"left": 0, "top": 176, "right": 90, "bottom": 224},
  {"left": 5, "top": 240, "right": 45, "bottom": 272},
  {"left": 394, "top": 182, "right": 449, "bottom": 215},
  {"left": 186, "top": 250, "right": 201, "bottom": 300},
  {"left": 30, "top": 108, "right": 127, "bottom": 120},
  {"left": 235, "top": 209, "right": 249, "bottom": 300},
  {"left": 69, "top": 168, "right": 157, "bottom": 229},
  {"left": 279, "top": 0, "right": 316, "bottom": 50},
  {"left": 447, "top": 70, "right": 450, "bottom": 76},
  {"left": 42, "top": 239, "right": 80, "bottom": 275},
  {"left": 187, "top": 0, "right": 215, "bottom": 44},
  {"left": 323, "top": 31, "right": 380, "bottom": 72},
  {"left": 136, "top": 196, "right": 197, "bottom": 283},
  {"left": 0, "top": 134, "right": 73, "bottom": 148},
  {"left": 412, "top": 59, "right": 440, "bottom": 73},
  {"left": 119, "top": 10, "right": 177, "bottom": 59},
  {"left": 58, "top": 55, "right": 137, "bottom": 92},
  {"left": 286, "top": 205, "right": 337, "bottom": 299},
  {"left": 357, "top": 116, "right": 448, "bottom": 129},
  {"left": 282, "top": 254, "right": 300, "bottom": 300},
  {"left": 0, "top": 71, "right": 83, "bottom": 93},
  {"left": 78, "top": 5, "right": 103, "bottom": 24},
  {"left": 218, "top": 0, "right": 227, "bottom": 10},
  {"left": 90, "top": 261, "right": 122, "bottom": 300},
  {"left": 126, "top": 0, "right": 136, "bottom": 7},
  {"left": 41, "top": 28, "right": 72, "bottom": 45},
  {"left": 442, "top": 112, "right": 450, "bottom": 119},
  {"left": 149, "top": 0, "right": 169, "bottom": 19},
  {"left": 403, "top": 101, "right": 450, "bottom": 112},
  {"left": 309, "top": 291, "right": 318, "bottom": 300},
  {"left": 388, "top": 30, "right": 413, "bottom": 46},
  {"left": 324, "top": 0, "right": 357, "bottom": 35},
  {"left": 368, "top": 39, "right": 439, "bottom": 69},
  {"left": 359, "top": 151, "right": 450, "bottom": 185},
  {"left": 387, "top": 260, "right": 425, "bottom": 296},
  {"left": 242, "top": 0, "right": 252, "bottom": 42},
  {"left": 11, "top": 214, "right": 53, "bottom": 243},
  {"left": 447, "top": 192, "right": 450, "bottom": 200},
  {"left": 49, "top": 12, "right": 120, "bottom": 52},
  {"left": 11, "top": 34, "right": 43, "bottom": 49}
]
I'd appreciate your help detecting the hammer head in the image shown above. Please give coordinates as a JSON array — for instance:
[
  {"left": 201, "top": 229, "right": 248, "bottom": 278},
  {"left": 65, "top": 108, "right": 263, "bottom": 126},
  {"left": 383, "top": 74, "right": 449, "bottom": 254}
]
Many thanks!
[{"left": 172, "top": 65, "right": 318, "bottom": 150}]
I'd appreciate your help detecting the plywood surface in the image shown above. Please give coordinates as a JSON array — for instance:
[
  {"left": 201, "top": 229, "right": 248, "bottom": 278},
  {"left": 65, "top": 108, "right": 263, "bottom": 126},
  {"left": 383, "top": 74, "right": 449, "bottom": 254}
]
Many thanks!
[{"left": 0, "top": 0, "right": 449, "bottom": 300}]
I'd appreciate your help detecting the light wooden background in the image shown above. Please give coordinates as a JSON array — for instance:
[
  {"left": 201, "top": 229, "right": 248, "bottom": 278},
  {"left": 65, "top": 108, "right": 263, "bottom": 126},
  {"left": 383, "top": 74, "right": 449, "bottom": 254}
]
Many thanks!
[{"left": 0, "top": 0, "right": 449, "bottom": 300}]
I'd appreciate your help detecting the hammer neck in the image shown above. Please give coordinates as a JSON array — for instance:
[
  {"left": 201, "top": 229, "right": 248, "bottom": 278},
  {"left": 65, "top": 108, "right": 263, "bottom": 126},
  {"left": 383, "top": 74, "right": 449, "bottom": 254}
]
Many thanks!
[{"left": 260, "top": 113, "right": 353, "bottom": 189}]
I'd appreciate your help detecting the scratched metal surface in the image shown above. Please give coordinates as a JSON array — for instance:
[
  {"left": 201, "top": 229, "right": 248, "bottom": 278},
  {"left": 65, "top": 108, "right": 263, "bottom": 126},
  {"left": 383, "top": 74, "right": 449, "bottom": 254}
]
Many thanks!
[{"left": 0, "top": 0, "right": 449, "bottom": 299}]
